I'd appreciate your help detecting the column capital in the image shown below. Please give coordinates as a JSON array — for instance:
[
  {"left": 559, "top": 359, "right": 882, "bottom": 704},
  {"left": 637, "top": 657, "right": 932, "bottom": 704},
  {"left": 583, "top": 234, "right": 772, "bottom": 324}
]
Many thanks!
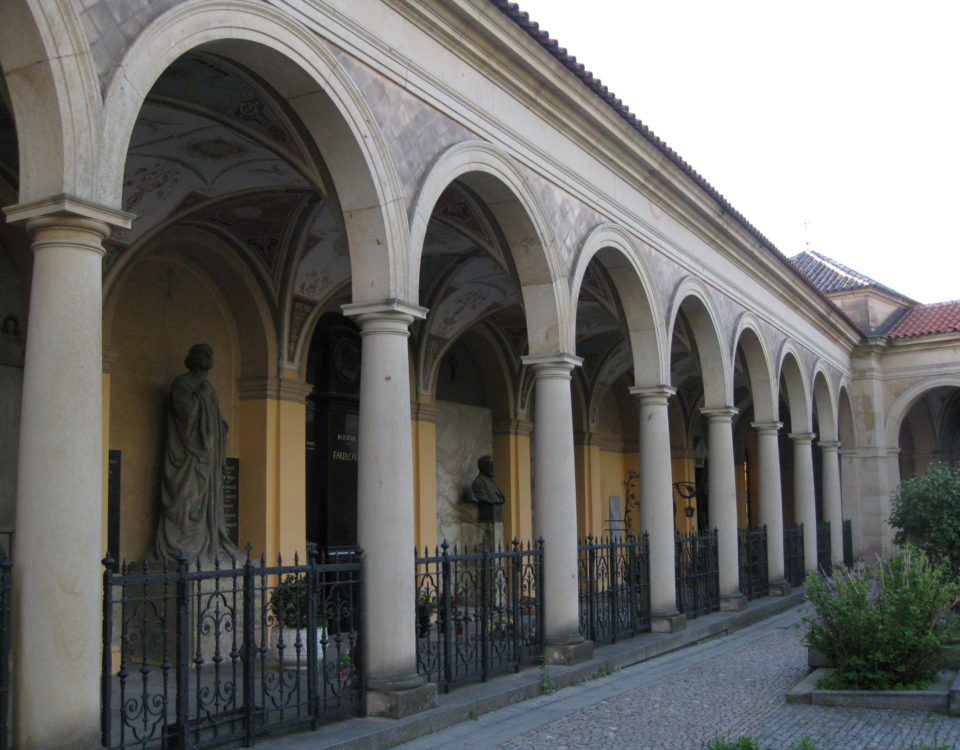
[
  {"left": 521, "top": 352, "right": 582, "bottom": 376},
  {"left": 701, "top": 406, "right": 738, "bottom": 423},
  {"left": 342, "top": 298, "right": 428, "bottom": 325},
  {"left": 4, "top": 193, "right": 134, "bottom": 231},
  {"left": 818, "top": 440, "right": 841, "bottom": 452},
  {"left": 493, "top": 417, "right": 533, "bottom": 436},
  {"left": 629, "top": 385, "right": 676, "bottom": 405},
  {"left": 751, "top": 421, "right": 783, "bottom": 435},
  {"left": 788, "top": 432, "right": 817, "bottom": 444}
]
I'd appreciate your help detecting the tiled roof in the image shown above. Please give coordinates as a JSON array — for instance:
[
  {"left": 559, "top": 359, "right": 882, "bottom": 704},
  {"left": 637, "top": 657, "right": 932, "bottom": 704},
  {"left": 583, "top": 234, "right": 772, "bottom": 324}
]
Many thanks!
[
  {"left": 887, "top": 300, "right": 960, "bottom": 339},
  {"left": 789, "top": 250, "right": 914, "bottom": 301},
  {"left": 490, "top": 2, "right": 861, "bottom": 334}
]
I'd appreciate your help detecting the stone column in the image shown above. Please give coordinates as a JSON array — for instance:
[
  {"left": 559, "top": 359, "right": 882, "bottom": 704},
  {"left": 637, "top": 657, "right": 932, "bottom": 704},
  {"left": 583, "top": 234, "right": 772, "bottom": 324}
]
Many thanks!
[
  {"left": 752, "top": 421, "right": 789, "bottom": 593},
  {"left": 820, "top": 440, "right": 844, "bottom": 567},
  {"left": 522, "top": 353, "right": 592, "bottom": 664},
  {"left": 342, "top": 300, "right": 435, "bottom": 718},
  {"left": 3, "top": 198, "right": 131, "bottom": 749},
  {"left": 702, "top": 408, "right": 745, "bottom": 610},
  {"left": 631, "top": 386, "right": 684, "bottom": 631},
  {"left": 789, "top": 432, "right": 819, "bottom": 573}
]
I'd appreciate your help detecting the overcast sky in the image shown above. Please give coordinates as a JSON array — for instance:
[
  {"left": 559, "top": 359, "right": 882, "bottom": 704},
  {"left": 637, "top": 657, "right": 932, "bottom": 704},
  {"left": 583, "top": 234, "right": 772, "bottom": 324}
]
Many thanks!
[{"left": 514, "top": 0, "right": 959, "bottom": 304}]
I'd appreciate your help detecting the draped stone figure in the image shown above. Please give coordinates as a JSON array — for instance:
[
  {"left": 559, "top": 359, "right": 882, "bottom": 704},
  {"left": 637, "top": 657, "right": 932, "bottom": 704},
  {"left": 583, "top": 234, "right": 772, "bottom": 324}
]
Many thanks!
[{"left": 155, "top": 344, "right": 239, "bottom": 563}]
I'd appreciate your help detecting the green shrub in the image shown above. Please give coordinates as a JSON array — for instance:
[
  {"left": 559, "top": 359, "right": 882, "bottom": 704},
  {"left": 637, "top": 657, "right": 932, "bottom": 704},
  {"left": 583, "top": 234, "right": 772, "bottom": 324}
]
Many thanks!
[
  {"left": 890, "top": 462, "right": 960, "bottom": 574},
  {"left": 802, "top": 548, "right": 959, "bottom": 690}
]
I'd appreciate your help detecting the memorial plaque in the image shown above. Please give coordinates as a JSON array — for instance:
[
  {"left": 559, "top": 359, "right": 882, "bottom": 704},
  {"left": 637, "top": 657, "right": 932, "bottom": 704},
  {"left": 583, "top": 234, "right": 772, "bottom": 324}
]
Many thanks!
[
  {"left": 306, "top": 313, "right": 360, "bottom": 549},
  {"left": 223, "top": 457, "right": 239, "bottom": 547},
  {"left": 107, "top": 449, "right": 121, "bottom": 561}
]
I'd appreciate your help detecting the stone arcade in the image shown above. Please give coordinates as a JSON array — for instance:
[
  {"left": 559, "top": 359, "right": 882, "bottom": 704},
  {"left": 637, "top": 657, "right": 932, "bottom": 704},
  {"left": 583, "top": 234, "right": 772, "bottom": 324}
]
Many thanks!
[{"left": 0, "top": 1, "right": 958, "bottom": 748}]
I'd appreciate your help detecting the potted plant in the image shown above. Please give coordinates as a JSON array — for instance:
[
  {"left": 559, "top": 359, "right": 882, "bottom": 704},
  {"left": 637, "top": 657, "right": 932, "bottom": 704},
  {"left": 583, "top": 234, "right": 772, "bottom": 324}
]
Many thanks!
[{"left": 416, "top": 590, "right": 437, "bottom": 637}]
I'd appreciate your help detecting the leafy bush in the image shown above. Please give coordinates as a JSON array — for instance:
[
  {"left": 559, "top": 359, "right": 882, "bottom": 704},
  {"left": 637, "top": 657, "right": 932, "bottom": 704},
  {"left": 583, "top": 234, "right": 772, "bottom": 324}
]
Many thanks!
[
  {"left": 802, "top": 548, "right": 959, "bottom": 690},
  {"left": 889, "top": 462, "right": 960, "bottom": 574}
]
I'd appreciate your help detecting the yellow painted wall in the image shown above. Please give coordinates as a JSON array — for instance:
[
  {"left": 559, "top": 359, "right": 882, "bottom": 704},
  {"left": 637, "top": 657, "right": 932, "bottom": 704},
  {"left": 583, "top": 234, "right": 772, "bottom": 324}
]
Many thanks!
[
  {"left": 493, "top": 425, "right": 532, "bottom": 544},
  {"left": 412, "top": 411, "right": 438, "bottom": 552},
  {"left": 107, "top": 255, "right": 240, "bottom": 562}
]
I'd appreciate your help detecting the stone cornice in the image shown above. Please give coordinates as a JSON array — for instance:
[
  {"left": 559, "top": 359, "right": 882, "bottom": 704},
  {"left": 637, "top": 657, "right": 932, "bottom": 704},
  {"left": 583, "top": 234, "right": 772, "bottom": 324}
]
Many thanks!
[
  {"left": 3, "top": 193, "right": 134, "bottom": 229},
  {"left": 238, "top": 377, "right": 313, "bottom": 403}
]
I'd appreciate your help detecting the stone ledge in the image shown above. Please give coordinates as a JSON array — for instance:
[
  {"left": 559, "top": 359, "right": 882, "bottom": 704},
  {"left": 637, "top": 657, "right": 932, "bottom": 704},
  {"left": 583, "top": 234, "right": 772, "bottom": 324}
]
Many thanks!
[{"left": 787, "top": 667, "right": 959, "bottom": 713}]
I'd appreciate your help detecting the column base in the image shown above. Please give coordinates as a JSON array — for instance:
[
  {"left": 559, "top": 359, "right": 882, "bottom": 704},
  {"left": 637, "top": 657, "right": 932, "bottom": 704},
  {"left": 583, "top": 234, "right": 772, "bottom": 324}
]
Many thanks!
[
  {"left": 719, "top": 593, "right": 747, "bottom": 612},
  {"left": 544, "top": 638, "right": 594, "bottom": 666},
  {"left": 768, "top": 579, "right": 791, "bottom": 596},
  {"left": 650, "top": 610, "right": 687, "bottom": 633},
  {"left": 365, "top": 682, "right": 438, "bottom": 718}
]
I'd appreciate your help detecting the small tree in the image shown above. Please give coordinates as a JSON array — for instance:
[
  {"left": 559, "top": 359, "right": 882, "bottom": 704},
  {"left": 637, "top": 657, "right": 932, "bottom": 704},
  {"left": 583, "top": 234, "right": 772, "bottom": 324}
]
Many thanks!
[{"left": 889, "top": 462, "right": 960, "bottom": 574}]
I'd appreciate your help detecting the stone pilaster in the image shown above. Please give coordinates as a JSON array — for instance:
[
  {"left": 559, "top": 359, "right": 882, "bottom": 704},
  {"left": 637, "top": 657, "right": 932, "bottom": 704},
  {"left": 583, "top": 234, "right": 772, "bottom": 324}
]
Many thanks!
[
  {"left": 702, "top": 407, "right": 745, "bottom": 610},
  {"left": 4, "top": 195, "right": 132, "bottom": 749},
  {"left": 789, "top": 432, "right": 819, "bottom": 573},
  {"left": 819, "top": 440, "right": 844, "bottom": 566},
  {"left": 343, "top": 300, "right": 436, "bottom": 717},
  {"left": 752, "top": 421, "right": 788, "bottom": 592},
  {"left": 631, "top": 386, "right": 684, "bottom": 631},
  {"left": 522, "top": 353, "right": 592, "bottom": 664}
]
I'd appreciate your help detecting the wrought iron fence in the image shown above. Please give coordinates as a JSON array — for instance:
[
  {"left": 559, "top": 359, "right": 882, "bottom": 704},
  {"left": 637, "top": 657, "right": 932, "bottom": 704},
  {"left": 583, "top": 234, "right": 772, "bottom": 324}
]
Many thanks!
[
  {"left": 842, "top": 519, "right": 853, "bottom": 567},
  {"left": 737, "top": 526, "right": 768, "bottom": 600},
  {"left": 0, "top": 556, "right": 10, "bottom": 750},
  {"left": 817, "top": 521, "right": 832, "bottom": 576},
  {"left": 783, "top": 524, "right": 805, "bottom": 587},
  {"left": 577, "top": 534, "right": 651, "bottom": 644},
  {"left": 674, "top": 529, "right": 719, "bottom": 618},
  {"left": 101, "top": 547, "right": 363, "bottom": 750},
  {"left": 415, "top": 540, "right": 543, "bottom": 692}
]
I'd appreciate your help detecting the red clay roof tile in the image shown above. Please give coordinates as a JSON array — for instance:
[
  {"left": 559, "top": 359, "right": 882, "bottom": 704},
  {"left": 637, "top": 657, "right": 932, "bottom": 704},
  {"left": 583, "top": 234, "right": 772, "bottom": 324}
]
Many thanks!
[{"left": 887, "top": 300, "right": 960, "bottom": 339}]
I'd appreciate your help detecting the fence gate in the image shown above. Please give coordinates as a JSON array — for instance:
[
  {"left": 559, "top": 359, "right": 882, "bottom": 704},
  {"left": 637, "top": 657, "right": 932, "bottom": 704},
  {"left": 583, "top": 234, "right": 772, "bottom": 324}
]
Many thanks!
[
  {"left": 737, "top": 526, "right": 769, "bottom": 600},
  {"left": 674, "top": 529, "right": 719, "bottom": 618},
  {"left": 415, "top": 540, "right": 543, "bottom": 692},
  {"left": 101, "top": 548, "right": 363, "bottom": 750},
  {"left": 577, "top": 534, "right": 651, "bottom": 644}
]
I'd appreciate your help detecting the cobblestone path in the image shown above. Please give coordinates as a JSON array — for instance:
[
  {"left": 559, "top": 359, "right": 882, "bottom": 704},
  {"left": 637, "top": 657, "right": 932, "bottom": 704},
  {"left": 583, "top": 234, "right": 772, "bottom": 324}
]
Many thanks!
[{"left": 398, "top": 607, "right": 960, "bottom": 750}]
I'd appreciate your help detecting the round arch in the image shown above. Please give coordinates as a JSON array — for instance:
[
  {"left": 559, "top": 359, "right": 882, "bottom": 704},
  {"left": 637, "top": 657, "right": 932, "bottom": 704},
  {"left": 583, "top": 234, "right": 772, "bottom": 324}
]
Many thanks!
[
  {"left": 0, "top": 0, "right": 101, "bottom": 201},
  {"left": 667, "top": 277, "right": 730, "bottom": 408},
  {"left": 777, "top": 344, "right": 811, "bottom": 433},
  {"left": 884, "top": 375, "right": 960, "bottom": 448},
  {"left": 104, "top": 224, "right": 276, "bottom": 379},
  {"left": 408, "top": 140, "right": 567, "bottom": 355},
  {"left": 731, "top": 313, "right": 776, "bottom": 422},
  {"left": 570, "top": 223, "right": 667, "bottom": 387},
  {"left": 97, "top": 0, "right": 406, "bottom": 303},
  {"left": 811, "top": 365, "right": 838, "bottom": 441},
  {"left": 837, "top": 381, "right": 855, "bottom": 447}
]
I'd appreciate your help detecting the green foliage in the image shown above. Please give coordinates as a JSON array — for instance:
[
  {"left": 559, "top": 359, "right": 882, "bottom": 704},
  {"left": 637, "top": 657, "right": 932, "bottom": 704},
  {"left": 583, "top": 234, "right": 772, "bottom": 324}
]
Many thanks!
[
  {"left": 704, "top": 738, "right": 763, "bottom": 750},
  {"left": 803, "top": 548, "right": 959, "bottom": 690},
  {"left": 268, "top": 574, "right": 327, "bottom": 630},
  {"left": 590, "top": 664, "right": 614, "bottom": 679},
  {"left": 890, "top": 462, "right": 960, "bottom": 574},
  {"left": 539, "top": 651, "right": 557, "bottom": 694}
]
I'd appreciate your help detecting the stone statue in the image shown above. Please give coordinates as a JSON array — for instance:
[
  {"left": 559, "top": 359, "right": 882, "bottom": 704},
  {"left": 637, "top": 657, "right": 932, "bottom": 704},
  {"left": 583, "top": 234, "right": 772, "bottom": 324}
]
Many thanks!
[
  {"left": 155, "top": 344, "right": 238, "bottom": 563},
  {"left": 471, "top": 455, "right": 505, "bottom": 523}
]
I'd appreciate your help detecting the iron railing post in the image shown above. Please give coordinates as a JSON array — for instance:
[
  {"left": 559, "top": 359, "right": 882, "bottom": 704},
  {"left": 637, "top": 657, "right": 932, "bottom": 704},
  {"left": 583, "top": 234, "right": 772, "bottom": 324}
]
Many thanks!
[
  {"left": 510, "top": 540, "right": 521, "bottom": 671},
  {"left": 607, "top": 538, "right": 618, "bottom": 643},
  {"left": 627, "top": 536, "right": 638, "bottom": 636},
  {"left": 480, "top": 546, "right": 490, "bottom": 681},
  {"left": 440, "top": 541, "right": 453, "bottom": 691},
  {"left": 306, "top": 545, "right": 319, "bottom": 729},
  {"left": 241, "top": 551, "right": 256, "bottom": 746},
  {"left": 100, "top": 557, "right": 114, "bottom": 749},
  {"left": 175, "top": 554, "right": 190, "bottom": 750},
  {"left": 536, "top": 537, "right": 545, "bottom": 649},
  {"left": 586, "top": 536, "right": 597, "bottom": 642}
]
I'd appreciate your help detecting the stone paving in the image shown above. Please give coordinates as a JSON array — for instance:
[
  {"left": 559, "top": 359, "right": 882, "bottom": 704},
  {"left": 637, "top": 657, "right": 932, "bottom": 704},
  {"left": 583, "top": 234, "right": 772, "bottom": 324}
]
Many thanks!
[{"left": 396, "top": 607, "right": 960, "bottom": 750}]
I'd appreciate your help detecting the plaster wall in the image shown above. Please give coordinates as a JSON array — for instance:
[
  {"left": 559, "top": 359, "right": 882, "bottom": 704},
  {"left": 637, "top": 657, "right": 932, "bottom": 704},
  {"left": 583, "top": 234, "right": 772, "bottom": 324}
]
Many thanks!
[{"left": 106, "top": 255, "right": 240, "bottom": 562}]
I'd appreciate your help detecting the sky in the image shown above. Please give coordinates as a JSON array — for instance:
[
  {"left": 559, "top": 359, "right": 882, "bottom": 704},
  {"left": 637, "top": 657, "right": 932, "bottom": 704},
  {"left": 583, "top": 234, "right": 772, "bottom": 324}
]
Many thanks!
[{"left": 513, "top": 0, "right": 959, "bottom": 304}]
